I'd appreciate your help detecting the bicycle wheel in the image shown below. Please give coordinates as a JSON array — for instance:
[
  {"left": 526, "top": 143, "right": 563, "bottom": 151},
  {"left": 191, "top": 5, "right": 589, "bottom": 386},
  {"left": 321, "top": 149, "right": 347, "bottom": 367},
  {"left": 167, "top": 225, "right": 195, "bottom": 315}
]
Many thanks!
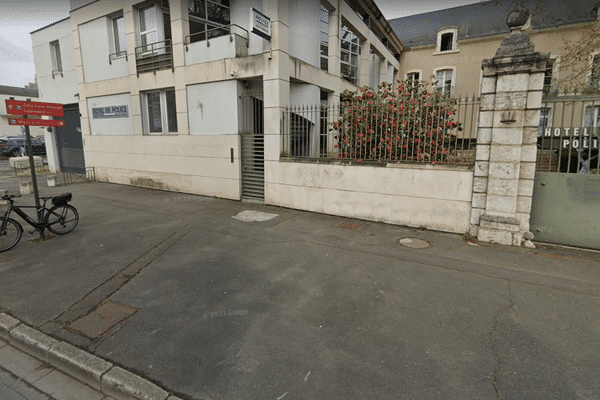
[
  {"left": 45, "top": 204, "right": 79, "bottom": 235},
  {"left": 0, "top": 217, "right": 23, "bottom": 252}
]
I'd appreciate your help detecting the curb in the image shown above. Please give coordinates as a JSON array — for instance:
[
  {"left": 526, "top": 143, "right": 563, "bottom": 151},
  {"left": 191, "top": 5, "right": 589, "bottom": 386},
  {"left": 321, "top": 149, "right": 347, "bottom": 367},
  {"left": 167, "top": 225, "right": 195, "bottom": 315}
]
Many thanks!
[{"left": 0, "top": 313, "right": 184, "bottom": 400}]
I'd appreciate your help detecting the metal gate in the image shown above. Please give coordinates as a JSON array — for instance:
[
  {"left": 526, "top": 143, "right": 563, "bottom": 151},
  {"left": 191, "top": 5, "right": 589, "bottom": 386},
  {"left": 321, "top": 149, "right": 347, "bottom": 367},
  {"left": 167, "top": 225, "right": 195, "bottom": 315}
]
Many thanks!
[
  {"left": 54, "top": 104, "right": 85, "bottom": 174},
  {"left": 241, "top": 96, "right": 264, "bottom": 201},
  {"left": 530, "top": 95, "right": 600, "bottom": 249}
]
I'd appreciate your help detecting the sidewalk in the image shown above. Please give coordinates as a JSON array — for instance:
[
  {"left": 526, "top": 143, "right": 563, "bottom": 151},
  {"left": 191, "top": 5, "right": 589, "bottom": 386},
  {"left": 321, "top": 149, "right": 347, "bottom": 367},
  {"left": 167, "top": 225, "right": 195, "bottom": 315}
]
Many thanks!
[
  {"left": 0, "top": 337, "right": 114, "bottom": 400},
  {"left": 0, "top": 175, "right": 599, "bottom": 399}
]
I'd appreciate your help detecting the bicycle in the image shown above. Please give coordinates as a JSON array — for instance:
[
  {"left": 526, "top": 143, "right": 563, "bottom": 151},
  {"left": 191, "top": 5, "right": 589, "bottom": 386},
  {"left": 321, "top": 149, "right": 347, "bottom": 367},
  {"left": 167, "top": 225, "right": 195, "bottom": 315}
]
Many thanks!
[{"left": 0, "top": 193, "right": 79, "bottom": 252}]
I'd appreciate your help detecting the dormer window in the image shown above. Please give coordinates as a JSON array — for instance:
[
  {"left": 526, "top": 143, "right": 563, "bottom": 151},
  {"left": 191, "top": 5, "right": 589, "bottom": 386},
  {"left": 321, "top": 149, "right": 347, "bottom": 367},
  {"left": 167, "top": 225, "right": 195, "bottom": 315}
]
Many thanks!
[
  {"left": 435, "top": 26, "right": 459, "bottom": 54},
  {"left": 440, "top": 33, "right": 453, "bottom": 51}
]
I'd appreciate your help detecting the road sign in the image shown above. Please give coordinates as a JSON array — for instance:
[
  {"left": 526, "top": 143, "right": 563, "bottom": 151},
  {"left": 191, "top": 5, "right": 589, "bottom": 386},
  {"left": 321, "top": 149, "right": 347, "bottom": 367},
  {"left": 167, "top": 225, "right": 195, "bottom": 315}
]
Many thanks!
[
  {"left": 8, "top": 117, "right": 65, "bottom": 127},
  {"left": 5, "top": 99, "right": 64, "bottom": 117}
]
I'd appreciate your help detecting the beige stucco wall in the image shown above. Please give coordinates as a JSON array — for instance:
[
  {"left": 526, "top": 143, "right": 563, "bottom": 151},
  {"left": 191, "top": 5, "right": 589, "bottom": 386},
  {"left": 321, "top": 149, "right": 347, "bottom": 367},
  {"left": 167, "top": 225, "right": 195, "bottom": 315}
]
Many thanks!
[
  {"left": 266, "top": 161, "right": 474, "bottom": 233},
  {"left": 399, "top": 23, "right": 592, "bottom": 96},
  {"left": 86, "top": 134, "right": 241, "bottom": 198}
]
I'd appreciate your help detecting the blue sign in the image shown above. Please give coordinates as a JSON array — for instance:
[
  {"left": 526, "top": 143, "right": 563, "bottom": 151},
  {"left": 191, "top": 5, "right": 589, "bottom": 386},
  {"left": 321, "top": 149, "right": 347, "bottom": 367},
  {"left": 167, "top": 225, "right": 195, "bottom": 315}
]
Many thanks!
[{"left": 92, "top": 105, "right": 128, "bottom": 119}]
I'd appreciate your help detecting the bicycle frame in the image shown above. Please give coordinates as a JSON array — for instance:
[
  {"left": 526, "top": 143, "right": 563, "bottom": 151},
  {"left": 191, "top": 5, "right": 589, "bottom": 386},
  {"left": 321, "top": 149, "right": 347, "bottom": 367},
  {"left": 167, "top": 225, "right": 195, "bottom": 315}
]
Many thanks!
[{"left": 3, "top": 202, "right": 47, "bottom": 232}]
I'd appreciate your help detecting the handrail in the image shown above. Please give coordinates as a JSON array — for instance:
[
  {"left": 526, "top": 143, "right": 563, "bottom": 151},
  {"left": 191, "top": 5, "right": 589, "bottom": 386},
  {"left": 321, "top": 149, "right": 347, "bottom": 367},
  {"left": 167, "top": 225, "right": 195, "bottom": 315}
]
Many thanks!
[
  {"left": 134, "top": 39, "right": 173, "bottom": 75},
  {"left": 109, "top": 50, "right": 128, "bottom": 65},
  {"left": 184, "top": 24, "right": 249, "bottom": 51},
  {"left": 134, "top": 39, "right": 172, "bottom": 58}
]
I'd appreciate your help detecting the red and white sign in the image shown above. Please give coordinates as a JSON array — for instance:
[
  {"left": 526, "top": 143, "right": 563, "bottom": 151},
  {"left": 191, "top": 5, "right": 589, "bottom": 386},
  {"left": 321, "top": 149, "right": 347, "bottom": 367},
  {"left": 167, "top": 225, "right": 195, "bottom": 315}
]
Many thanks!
[
  {"left": 5, "top": 99, "right": 64, "bottom": 117},
  {"left": 8, "top": 118, "right": 65, "bottom": 127}
]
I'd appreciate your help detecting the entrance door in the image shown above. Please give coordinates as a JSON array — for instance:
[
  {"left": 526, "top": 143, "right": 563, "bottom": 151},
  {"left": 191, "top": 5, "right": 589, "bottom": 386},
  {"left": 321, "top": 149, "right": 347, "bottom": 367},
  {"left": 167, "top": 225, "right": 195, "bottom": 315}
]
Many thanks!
[
  {"left": 530, "top": 96, "right": 600, "bottom": 249},
  {"left": 241, "top": 96, "right": 265, "bottom": 201},
  {"left": 55, "top": 104, "right": 85, "bottom": 174}
]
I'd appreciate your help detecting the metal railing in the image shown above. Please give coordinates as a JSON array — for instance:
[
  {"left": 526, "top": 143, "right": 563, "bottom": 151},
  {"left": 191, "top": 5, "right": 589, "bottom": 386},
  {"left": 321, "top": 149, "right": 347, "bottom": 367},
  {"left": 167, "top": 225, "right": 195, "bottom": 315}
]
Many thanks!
[
  {"left": 184, "top": 24, "right": 249, "bottom": 51},
  {"left": 537, "top": 94, "right": 600, "bottom": 173},
  {"left": 135, "top": 39, "right": 173, "bottom": 75},
  {"left": 281, "top": 95, "right": 479, "bottom": 165},
  {"left": 109, "top": 50, "right": 128, "bottom": 64}
]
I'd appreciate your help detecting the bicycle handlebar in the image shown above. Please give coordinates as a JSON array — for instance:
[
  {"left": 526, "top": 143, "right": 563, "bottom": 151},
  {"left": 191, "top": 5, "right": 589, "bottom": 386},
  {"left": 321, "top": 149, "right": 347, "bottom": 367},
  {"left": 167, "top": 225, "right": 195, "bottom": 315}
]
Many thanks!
[{"left": 1, "top": 194, "right": 21, "bottom": 200}]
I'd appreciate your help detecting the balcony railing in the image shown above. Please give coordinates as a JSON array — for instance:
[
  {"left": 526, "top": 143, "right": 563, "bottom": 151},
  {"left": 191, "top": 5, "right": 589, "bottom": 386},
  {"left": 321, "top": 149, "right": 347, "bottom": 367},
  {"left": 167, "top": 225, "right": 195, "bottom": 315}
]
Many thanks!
[
  {"left": 109, "top": 50, "right": 128, "bottom": 65},
  {"left": 184, "top": 24, "right": 249, "bottom": 51},
  {"left": 135, "top": 39, "right": 173, "bottom": 75}
]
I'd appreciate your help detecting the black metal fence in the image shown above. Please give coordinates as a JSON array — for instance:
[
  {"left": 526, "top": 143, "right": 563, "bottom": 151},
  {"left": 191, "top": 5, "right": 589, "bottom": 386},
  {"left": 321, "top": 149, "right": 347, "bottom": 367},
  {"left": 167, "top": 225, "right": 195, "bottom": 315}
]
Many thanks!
[
  {"left": 537, "top": 95, "right": 600, "bottom": 174},
  {"left": 281, "top": 95, "right": 479, "bottom": 165}
]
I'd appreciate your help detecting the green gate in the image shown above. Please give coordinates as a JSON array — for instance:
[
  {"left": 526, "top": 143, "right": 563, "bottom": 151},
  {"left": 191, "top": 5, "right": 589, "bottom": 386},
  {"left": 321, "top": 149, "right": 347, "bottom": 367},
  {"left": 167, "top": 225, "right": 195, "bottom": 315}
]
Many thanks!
[{"left": 530, "top": 95, "right": 600, "bottom": 249}]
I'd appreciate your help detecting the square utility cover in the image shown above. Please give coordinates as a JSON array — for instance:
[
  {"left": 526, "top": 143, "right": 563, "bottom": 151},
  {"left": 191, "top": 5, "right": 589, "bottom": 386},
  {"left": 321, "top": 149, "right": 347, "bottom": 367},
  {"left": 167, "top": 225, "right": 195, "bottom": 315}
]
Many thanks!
[{"left": 69, "top": 301, "right": 137, "bottom": 339}]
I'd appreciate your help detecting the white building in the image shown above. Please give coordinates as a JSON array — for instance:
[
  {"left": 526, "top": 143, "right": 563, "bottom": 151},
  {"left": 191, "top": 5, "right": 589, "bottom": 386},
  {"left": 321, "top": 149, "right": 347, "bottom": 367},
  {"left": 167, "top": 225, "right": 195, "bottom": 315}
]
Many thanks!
[
  {"left": 32, "top": 0, "right": 402, "bottom": 198},
  {"left": 31, "top": 17, "right": 81, "bottom": 173},
  {"left": 31, "top": 0, "right": 478, "bottom": 234}
]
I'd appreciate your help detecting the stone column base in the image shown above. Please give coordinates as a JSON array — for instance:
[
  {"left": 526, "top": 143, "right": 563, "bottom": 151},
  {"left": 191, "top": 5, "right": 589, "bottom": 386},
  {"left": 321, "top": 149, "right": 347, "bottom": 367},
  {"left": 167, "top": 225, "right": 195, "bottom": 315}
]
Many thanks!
[{"left": 478, "top": 214, "right": 522, "bottom": 246}]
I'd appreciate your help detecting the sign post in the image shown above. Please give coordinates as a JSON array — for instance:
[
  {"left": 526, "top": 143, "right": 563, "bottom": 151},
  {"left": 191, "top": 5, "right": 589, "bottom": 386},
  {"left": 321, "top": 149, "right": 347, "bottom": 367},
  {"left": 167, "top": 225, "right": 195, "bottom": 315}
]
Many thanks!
[{"left": 5, "top": 99, "right": 64, "bottom": 238}]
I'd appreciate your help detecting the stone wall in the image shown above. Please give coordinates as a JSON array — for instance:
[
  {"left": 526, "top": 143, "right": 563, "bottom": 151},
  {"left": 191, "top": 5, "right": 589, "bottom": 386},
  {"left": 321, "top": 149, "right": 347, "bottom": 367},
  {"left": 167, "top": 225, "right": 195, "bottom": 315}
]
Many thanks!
[{"left": 470, "top": 10, "right": 548, "bottom": 247}]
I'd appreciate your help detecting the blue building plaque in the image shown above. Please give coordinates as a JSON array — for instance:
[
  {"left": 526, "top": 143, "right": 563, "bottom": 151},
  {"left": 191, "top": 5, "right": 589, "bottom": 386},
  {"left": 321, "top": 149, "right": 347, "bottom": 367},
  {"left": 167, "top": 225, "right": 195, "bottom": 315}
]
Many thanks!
[{"left": 92, "top": 105, "right": 129, "bottom": 119}]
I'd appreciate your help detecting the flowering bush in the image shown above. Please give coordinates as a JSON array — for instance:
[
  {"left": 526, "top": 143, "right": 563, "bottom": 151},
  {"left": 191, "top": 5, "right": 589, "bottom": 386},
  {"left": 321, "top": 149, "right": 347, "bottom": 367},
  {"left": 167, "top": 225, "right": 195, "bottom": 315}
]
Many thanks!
[{"left": 331, "top": 80, "right": 462, "bottom": 163}]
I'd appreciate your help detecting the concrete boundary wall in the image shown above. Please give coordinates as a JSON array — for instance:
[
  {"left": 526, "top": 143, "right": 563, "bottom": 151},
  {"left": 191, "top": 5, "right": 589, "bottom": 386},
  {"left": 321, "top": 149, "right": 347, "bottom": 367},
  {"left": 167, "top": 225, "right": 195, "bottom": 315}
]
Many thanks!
[
  {"left": 266, "top": 160, "right": 474, "bottom": 233},
  {"left": 87, "top": 134, "right": 241, "bottom": 199}
]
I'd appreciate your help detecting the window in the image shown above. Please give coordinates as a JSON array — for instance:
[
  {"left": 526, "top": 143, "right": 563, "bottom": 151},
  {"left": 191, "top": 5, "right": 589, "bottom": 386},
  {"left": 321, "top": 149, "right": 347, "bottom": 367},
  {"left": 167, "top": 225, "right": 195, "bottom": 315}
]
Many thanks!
[
  {"left": 440, "top": 33, "right": 453, "bottom": 51},
  {"left": 188, "top": 0, "right": 230, "bottom": 43},
  {"left": 320, "top": 4, "right": 329, "bottom": 71},
  {"left": 589, "top": 54, "right": 600, "bottom": 91},
  {"left": 585, "top": 105, "right": 600, "bottom": 129},
  {"left": 141, "top": 89, "right": 178, "bottom": 134},
  {"left": 340, "top": 23, "right": 360, "bottom": 84},
  {"left": 113, "top": 15, "right": 127, "bottom": 56},
  {"left": 538, "top": 107, "right": 551, "bottom": 136},
  {"left": 436, "top": 27, "right": 459, "bottom": 54},
  {"left": 50, "top": 40, "right": 62, "bottom": 78},
  {"left": 139, "top": 5, "right": 158, "bottom": 52},
  {"left": 406, "top": 71, "right": 421, "bottom": 95},
  {"left": 435, "top": 69, "right": 453, "bottom": 97},
  {"left": 543, "top": 59, "right": 555, "bottom": 95},
  {"left": 406, "top": 72, "right": 420, "bottom": 82},
  {"left": 136, "top": 2, "right": 172, "bottom": 73}
]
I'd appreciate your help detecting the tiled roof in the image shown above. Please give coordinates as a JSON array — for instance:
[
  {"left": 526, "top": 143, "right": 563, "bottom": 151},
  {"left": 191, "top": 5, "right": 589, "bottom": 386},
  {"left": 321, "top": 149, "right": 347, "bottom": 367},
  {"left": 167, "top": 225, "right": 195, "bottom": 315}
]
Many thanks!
[{"left": 389, "top": 0, "right": 598, "bottom": 47}]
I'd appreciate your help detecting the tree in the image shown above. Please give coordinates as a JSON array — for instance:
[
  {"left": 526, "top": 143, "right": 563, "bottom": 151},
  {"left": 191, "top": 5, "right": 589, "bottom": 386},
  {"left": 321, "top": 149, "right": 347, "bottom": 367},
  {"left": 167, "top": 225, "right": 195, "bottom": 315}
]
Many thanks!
[{"left": 331, "top": 81, "right": 462, "bottom": 164}]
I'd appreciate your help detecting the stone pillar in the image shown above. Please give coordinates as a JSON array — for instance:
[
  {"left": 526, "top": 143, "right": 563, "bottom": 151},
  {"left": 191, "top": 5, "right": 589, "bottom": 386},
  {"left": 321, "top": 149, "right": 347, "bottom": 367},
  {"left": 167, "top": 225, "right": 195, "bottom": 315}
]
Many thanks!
[
  {"left": 470, "top": 9, "right": 548, "bottom": 246},
  {"left": 327, "top": 3, "right": 341, "bottom": 78},
  {"left": 263, "top": 0, "right": 290, "bottom": 203},
  {"left": 379, "top": 59, "right": 389, "bottom": 86},
  {"left": 358, "top": 40, "right": 371, "bottom": 87}
]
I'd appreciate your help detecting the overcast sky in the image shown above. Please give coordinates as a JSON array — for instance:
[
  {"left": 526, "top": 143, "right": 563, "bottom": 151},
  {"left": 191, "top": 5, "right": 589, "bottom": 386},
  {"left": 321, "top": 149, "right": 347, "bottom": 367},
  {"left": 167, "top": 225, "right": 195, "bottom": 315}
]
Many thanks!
[{"left": 0, "top": 0, "right": 483, "bottom": 88}]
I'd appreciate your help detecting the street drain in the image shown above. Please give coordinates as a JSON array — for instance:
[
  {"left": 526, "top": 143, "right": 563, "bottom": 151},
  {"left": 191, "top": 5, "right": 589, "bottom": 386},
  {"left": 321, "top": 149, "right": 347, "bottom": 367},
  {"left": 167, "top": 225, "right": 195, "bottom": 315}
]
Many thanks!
[
  {"left": 69, "top": 301, "right": 137, "bottom": 339},
  {"left": 398, "top": 238, "right": 430, "bottom": 249}
]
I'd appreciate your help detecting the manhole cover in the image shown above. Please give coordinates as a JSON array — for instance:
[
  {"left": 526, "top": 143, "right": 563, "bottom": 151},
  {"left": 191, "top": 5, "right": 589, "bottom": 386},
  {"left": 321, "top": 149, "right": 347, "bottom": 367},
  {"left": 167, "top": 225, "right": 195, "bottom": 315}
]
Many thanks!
[
  {"left": 232, "top": 210, "right": 278, "bottom": 222},
  {"left": 398, "top": 238, "right": 430, "bottom": 249},
  {"left": 69, "top": 301, "right": 136, "bottom": 339}
]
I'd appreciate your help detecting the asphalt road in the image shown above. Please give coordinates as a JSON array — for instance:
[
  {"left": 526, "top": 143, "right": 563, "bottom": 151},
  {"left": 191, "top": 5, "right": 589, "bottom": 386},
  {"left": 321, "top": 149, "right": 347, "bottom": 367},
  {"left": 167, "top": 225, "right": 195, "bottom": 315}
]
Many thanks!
[{"left": 1, "top": 159, "right": 599, "bottom": 399}]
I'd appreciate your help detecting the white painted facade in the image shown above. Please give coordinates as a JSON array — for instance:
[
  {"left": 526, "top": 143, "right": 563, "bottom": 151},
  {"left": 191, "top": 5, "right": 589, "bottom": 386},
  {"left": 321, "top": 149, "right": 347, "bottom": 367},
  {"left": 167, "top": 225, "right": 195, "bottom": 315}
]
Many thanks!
[
  {"left": 31, "top": 0, "right": 477, "bottom": 233},
  {"left": 31, "top": 17, "right": 80, "bottom": 172}
]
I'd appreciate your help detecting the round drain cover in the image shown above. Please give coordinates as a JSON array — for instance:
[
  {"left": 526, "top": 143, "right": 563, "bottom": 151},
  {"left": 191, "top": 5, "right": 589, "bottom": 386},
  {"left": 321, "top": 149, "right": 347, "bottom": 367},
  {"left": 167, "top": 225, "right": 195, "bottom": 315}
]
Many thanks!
[{"left": 398, "top": 238, "right": 430, "bottom": 249}]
